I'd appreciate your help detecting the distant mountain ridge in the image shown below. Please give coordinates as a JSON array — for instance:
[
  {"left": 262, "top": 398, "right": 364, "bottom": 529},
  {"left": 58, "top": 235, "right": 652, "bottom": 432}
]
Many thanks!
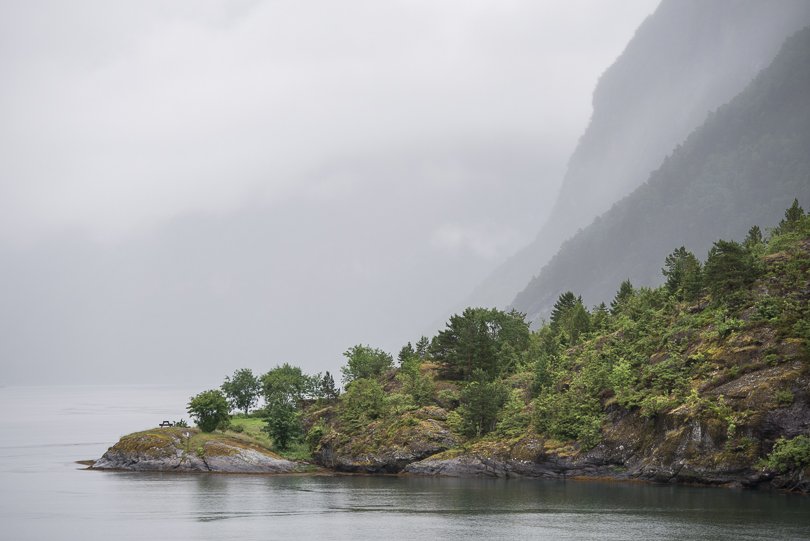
[
  {"left": 512, "top": 24, "right": 810, "bottom": 322},
  {"left": 463, "top": 0, "right": 810, "bottom": 312}
]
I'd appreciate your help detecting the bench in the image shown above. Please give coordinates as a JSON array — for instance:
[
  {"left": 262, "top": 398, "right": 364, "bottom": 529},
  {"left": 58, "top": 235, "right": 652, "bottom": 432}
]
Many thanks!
[{"left": 159, "top": 421, "right": 173, "bottom": 427}]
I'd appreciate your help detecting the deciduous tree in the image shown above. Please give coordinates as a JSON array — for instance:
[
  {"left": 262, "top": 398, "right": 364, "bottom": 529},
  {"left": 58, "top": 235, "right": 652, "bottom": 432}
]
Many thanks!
[
  {"left": 221, "top": 368, "right": 260, "bottom": 415},
  {"left": 187, "top": 390, "right": 230, "bottom": 433}
]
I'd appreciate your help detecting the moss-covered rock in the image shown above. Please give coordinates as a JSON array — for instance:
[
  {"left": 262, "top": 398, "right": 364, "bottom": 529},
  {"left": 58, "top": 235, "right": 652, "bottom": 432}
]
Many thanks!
[
  {"left": 313, "top": 406, "right": 458, "bottom": 472},
  {"left": 93, "top": 427, "right": 304, "bottom": 473}
]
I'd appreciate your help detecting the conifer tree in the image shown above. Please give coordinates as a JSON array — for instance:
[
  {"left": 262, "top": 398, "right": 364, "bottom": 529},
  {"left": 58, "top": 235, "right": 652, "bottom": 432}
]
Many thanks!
[
  {"left": 610, "top": 280, "right": 635, "bottom": 314},
  {"left": 550, "top": 291, "right": 577, "bottom": 329},
  {"left": 777, "top": 198, "right": 805, "bottom": 233},
  {"left": 415, "top": 336, "right": 430, "bottom": 359},
  {"left": 704, "top": 239, "right": 758, "bottom": 298},
  {"left": 662, "top": 247, "right": 702, "bottom": 301},
  {"left": 744, "top": 225, "right": 763, "bottom": 247}
]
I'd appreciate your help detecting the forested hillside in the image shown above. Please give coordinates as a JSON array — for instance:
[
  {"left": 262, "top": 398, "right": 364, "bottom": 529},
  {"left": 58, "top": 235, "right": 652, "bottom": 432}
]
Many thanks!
[
  {"left": 512, "top": 24, "right": 810, "bottom": 322},
  {"left": 177, "top": 203, "right": 810, "bottom": 491},
  {"left": 465, "top": 0, "right": 810, "bottom": 312}
]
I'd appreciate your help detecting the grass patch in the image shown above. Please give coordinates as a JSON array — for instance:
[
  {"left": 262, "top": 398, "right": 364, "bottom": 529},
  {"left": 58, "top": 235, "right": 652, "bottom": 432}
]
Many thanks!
[{"left": 228, "top": 416, "right": 313, "bottom": 461}]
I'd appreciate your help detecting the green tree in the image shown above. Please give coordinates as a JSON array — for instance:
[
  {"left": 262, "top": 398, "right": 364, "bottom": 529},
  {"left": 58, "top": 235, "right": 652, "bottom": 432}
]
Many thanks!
[
  {"left": 457, "top": 370, "right": 509, "bottom": 437},
  {"left": 397, "top": 369, "right": 435, "bottom": 406},
  {"left": 262, "top": 402, "right": 300, "bottom": 451},
  {"left": 777, "top": 198, "right": 805, "bottom": 233},
  {"left": 339, "top": 378, "right": 387, "bottom": 425},
  {"left": 550, "top": 292, "right": 590, "bottom": 344},
  {"left": 744, "top": 225, "right": 763, "bottom": 248},
  {"left": 315, "top": 371, "right": 339, "bottom": 401},
  {"left": 398, "top": 342, "right": 416, "bottom": 365},
  {"left": 397, "top": 342, "right": 421, "bottom": 374},
  {"left": 704, "top": 239, "right": 758, "bottom": 298},
  {"left": 187, "top": 390, "right": 230, "bottom": 433},
  {"left": 261, "top": 363, "right": 312, "bottom": 407},
  {"left": 662, "top": 246, "right": 702, "bottom": 301},
  {"left": 529, "top": 325, "right": 560, "bottom": 394},
  {"left": 590, "top": 302, "right": 610, "bottom": 332},
  {"left": 220, "top": 368, "right": 260, "bottom": 415},
  {"left": 610, "top": 280, "right": 635, "bottom": 314},
  {"left": 549, "top": 291, "right": 577, "bottom": 329},
  {"left": 340, "top": 345, "right": 394, "bottom": 384},
  {"left": 414, "top": 336, "right": 430, "bottom": 359},
  {"left": 430, "top": 307, "right": 530, "bottom": 380}
]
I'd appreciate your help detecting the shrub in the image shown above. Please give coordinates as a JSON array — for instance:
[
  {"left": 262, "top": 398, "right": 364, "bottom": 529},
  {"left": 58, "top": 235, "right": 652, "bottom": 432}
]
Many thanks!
[
  {"left": 339, "top": 378, "right": 387, "bottom": 426},
  {"left": 494, "top": 389, "right": 530, "bottom": 438},
  {"left": 397, "top": 370, "right": 435, "bottom": 406},
  {"left": 534, "top": 391, "right": 603, "bottom": 448},
  {"left": 775, "top": 389, "right": 794, "bottom": 407},
  {"left": 305, "top": 423, "right": 326, "bottom": 452},
  {"left": 765, "top": 436, "right": 810, "bottom": 473},
  {"left": 436, "top": 388, "right": 460, "bottom": 410}
]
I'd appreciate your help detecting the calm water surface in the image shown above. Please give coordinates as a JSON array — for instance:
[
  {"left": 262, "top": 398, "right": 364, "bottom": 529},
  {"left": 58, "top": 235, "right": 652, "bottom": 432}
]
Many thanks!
[{"left": 1, "top": 385, "right": 809, "bottom": 540}]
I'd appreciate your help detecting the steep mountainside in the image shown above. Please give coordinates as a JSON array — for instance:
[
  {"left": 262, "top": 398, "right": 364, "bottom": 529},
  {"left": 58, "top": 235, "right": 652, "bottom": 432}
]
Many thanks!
[
  {"left": 512, "top": 25, "right": 810, "bottom": 322},
  {"left": 465, "top": 0, "right": 810, "bottom": 311}
]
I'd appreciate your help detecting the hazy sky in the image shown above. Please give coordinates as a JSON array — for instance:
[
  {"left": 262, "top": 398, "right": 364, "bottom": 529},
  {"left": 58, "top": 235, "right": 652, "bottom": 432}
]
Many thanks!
[{"left": 0, "top": 1, "right": 657, "bottom": 385}]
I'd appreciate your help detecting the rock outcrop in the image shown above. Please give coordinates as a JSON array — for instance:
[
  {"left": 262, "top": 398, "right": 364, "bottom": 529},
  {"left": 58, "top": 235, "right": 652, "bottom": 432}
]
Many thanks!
[
  {"left": 313, "top": 406, "right": 458, "bottom": 473},
  {"left": 93, "top": 427, "right": 302, "bottom": 473}
]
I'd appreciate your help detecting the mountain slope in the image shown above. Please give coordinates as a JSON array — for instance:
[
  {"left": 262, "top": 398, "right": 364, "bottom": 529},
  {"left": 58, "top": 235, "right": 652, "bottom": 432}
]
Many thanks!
[
  {"left": 512, "top": 25, "right": 810, "bottom": 321},
  {"left": 465, "top": 0, "right": 810, "bottom": 311}
]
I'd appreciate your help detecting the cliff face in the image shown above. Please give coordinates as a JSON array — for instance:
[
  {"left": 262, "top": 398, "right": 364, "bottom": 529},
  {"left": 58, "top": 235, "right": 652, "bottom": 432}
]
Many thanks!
[
  {"left": 464, "top": 0, "right": 810, "bottom": 312},
  {"left": 512, "top": 24, "right": 810, "bottom": 321},
  {"left": 93, "top": 427, "right": 302, "bottom": 473}
]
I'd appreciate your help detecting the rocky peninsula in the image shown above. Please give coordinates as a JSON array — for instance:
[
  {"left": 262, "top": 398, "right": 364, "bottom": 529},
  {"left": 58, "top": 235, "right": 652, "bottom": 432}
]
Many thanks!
[{"left": 93, "top": 427, "right": 303, "bottom": 473}]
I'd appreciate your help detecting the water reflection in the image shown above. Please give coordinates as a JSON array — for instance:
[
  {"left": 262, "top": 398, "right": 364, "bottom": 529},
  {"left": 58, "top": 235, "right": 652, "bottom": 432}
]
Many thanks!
[{"left": 2, "top": 385, "right": 809, "bottom": 541}]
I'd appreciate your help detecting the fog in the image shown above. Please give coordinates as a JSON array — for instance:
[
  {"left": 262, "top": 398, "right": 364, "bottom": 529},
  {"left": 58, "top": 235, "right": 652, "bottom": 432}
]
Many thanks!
[{"left": 0, "top": 1, "right": 656, "bottom": 385}]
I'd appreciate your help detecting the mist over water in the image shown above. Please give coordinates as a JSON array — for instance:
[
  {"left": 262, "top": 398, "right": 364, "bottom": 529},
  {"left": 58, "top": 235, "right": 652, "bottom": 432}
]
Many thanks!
[{"left": 2, "top": 385, "right": 809, "bottom": 541}]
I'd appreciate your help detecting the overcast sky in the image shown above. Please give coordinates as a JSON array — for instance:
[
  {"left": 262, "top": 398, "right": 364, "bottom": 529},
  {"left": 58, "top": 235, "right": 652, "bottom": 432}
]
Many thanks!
[{"left": 0, "top": 1, "right": 657, "bottom": 385}]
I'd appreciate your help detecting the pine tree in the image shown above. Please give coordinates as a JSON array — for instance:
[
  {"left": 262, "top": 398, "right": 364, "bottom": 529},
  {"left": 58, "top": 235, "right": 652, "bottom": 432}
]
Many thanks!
[
  {"left": 398, "top": 342, "right": 416, "bottom": 366},
  {"left": 319, "top": 371, "right": 339, "bottom": 401},
  {"left": 781, "top": 198, "right": 805, "bottom": 230},
  {"left": 704, "top": 239, "right": 758, "bottom": 299},
  {"left": 590, "top": 302, "right": 610, "bottom": 331},
  {"left": 662, "top": 247, "right": 702, "bottom": 301},
  {"left": 415, "top": 336, "right": 430, "bottom": 359},
  {"left": 610, "top": 280, "right": 635, "bottom": 314},
  {"left": 744, "top": 225, "right": 763, "bottom": 247},
  {"left": 550, "top": 291, "right": 577, "bottom": 329}
]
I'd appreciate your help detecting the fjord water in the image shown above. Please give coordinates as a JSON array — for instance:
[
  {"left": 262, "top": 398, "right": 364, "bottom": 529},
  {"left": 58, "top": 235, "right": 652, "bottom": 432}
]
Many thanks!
[{"left": 1, "top": 386, "right": 809, "bottom": 541}]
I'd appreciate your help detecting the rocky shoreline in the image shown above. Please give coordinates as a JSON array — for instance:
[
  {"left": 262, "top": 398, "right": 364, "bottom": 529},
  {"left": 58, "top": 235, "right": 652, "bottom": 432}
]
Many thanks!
[{"left": 91, "top": 425, "right": 808, "bottom": 494}]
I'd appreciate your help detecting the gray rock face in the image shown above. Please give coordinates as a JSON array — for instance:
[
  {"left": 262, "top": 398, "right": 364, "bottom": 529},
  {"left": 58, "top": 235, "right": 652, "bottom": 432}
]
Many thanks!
[
  {"left": 404, "top": 402, "right": 809, "bottom": 494},
  {"left": 403, "top": 451, "right": 625, "bottom": 479},
  {"left": 92, "top": 429, "right": 301, "bottom": 473}
]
